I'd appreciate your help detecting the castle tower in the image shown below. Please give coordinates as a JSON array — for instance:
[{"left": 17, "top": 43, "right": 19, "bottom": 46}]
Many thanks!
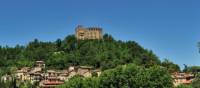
[{"left": 75, "top": 25, "right": 103, "bottom": 40}]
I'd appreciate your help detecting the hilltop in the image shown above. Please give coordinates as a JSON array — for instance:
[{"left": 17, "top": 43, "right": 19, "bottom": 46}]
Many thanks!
[
  {"left": 0, "top": 28, "right": 185, "bottom": 88},
  {"left": 0, "top": 33, "right": 162, "bottom": 71}
]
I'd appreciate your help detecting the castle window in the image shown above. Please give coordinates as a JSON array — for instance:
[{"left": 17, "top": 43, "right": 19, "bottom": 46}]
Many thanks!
[{"left": 79, "top": 33, "right": 84, "bottom": 36}]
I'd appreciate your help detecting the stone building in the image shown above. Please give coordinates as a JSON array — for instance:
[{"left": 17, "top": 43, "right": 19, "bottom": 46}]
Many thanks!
[
  {"left": 75, "top": 25, "right": 103, "bottom": 40},
  {"left": 15, "top": 67, "right": 31, "bottom": 82},
  {"left": 77, "top": 66, "right": 93, "bottom": 77},
  {"left": 41, "top": 70, "right": 64, "bottom": 88},
  {"left": 172, "top": 72, "right": 195, "bottom": 86}
]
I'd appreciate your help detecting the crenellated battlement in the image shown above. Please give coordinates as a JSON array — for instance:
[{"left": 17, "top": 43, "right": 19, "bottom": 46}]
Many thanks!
[{"left": 75, "top": 25, "right": 103, "bottom": 40}]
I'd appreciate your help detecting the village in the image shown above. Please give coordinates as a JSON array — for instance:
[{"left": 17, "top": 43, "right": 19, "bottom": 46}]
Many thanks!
[
  {"left": 0, "top": 26, "right": 198, "bottom": 87},
  {"left": 1, "top": 61, "right": 101, "bottom": 88},
  {"left": 1, "top": 60, "right": 196, "bottom": 87}
]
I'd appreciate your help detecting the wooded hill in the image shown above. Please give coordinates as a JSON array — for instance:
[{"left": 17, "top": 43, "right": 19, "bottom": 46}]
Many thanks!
[
  {"left": 0, "top": 34, "right": 159, "bottom": 69},
  {"left": 0, "top": 34, "right": 180, "bottom": 75},
  {"left": 0, "top": 33, "right": 188, "bottom": 88}
]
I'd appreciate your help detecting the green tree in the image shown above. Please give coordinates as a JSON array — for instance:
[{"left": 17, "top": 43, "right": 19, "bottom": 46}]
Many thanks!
[
  {"left": 0, "top": 34, "right": 162, "bottom": 73},
  {"left": 161, "top": 59, "right": 180, "bottom": 73},
  {"left": 176, "top": 84, "right": 193, "bottom": 88},
  {"left": 191, "top": 73, "right": 200, "bottom": 88}
]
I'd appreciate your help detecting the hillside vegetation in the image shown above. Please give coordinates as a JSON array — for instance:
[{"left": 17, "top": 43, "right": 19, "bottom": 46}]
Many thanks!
[
  {"left": 0, "top": 34, "right": 185, "bottom": 88},
  {"left": 0, "top": 34, "right": 161, "bottom": 71},
  {"left": 58, "top": 64, "right": 173, "bottom": 88}
]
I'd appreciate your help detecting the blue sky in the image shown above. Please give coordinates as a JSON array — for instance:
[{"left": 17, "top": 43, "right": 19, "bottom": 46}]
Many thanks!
[{"left": 0, "top": 0, "right": 200, "bottom": 68}]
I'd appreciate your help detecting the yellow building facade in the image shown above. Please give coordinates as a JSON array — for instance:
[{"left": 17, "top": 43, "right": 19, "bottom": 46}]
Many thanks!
[{"left": 75, "top": 25, "right": 103, "bottom": 40}]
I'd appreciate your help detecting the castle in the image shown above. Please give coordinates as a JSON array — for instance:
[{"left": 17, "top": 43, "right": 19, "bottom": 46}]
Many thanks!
[{"left": 75, "top": 25, "right": 103, "bottom": 40}]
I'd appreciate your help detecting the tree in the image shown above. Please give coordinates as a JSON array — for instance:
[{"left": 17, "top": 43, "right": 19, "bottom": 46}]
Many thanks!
[
  {"left": 56, "top": 38, "right": 62, "bottom": 51},
  {"left": 183, "top": 64, "right": 188, "bottom": 72},
  {"left": 183, "top": 66, "right": 200, "bottom": 74},
  {"left": 0, "top": 34, "right": 162, "bottom": 76},
  {"left": 191, "top": 73, "right": 200, "bottom": 88},
  {"left": 161, "top": 59, "right": 180, "bottom": 73},
  {"left": 103, "top": 34, "right": 114, "bottom": 42},
  {"left": 62, "top": 35, "right": 76, "bottom": 51},
  {"left": 176, "top": 84, "right": 193, "bottom": 88}
]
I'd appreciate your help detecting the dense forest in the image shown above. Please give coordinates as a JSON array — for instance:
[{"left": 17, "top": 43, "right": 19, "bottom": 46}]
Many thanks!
[
  {"left": 2, "top": 33, "right": 200, "bottom": 88},
  {"left": 0, "top": 34, "right": 165, "bottom": 72}
]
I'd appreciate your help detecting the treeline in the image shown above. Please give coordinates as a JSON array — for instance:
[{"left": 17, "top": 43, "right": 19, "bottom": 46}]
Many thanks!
[{"left": 0, "top": 34, "right": 163, "bottom": 71}]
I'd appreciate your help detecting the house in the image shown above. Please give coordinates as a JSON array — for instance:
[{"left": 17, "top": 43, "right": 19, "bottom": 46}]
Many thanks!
[
  {"left": 12, "top": 60, "right": 101, "bottom": 87},
  {"left": 68, "top": 66, "right": 76, "bottom": 72},
  {"left": 28, "top": 61, "right": 45, "bottom": 81},
  {"left": 29, "top": 64, "right": 44, "bottom": 83},
  {"left": 41, "top": 78, "right": 64, "bottom": 88},
  {"left": 15, "top": 67, "right": 31, "bottom": 81},
  {"left": 67, "top": 66, "right": 101, "bottom": 78},
  {"left": 41, "top": 70, "right": 64, "bottom": 88},
  {"left": 66, "top": 66, "right": 77, "bottom": 80},
  {"left": 29, "top": 72, "right": 43, "bottom": 83},
  {"left": 172, "top": 72, "right": 195, "bottom": 86},
  {"left": 36, "top": 61, "right": 45, "bottom": 68},
  {"left": 77, "top": 66, "right": 93, "bottom": 77},
  {"left": 58, "top": 70, "right": 69, "bottom": 81}
]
